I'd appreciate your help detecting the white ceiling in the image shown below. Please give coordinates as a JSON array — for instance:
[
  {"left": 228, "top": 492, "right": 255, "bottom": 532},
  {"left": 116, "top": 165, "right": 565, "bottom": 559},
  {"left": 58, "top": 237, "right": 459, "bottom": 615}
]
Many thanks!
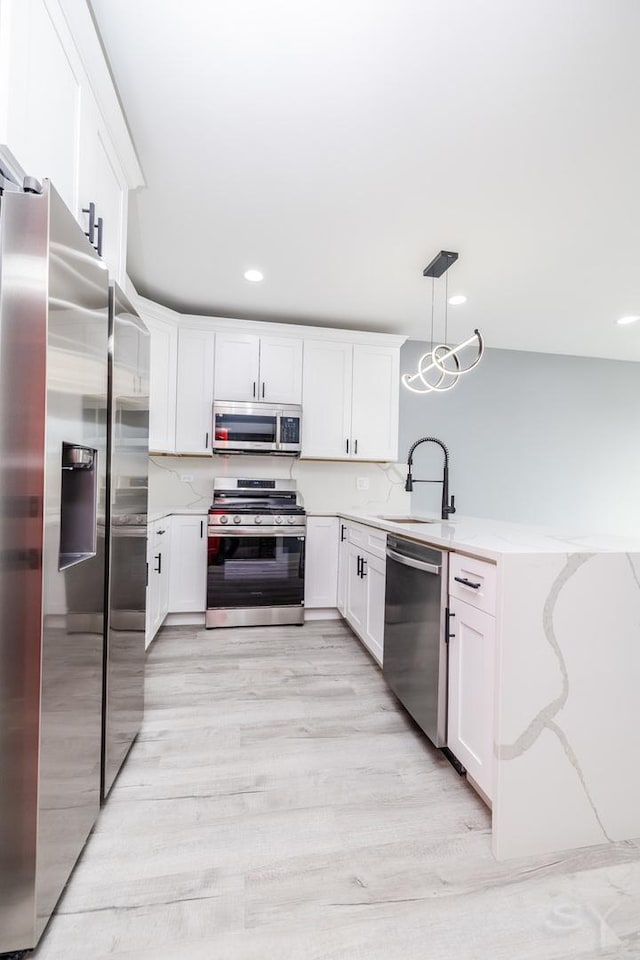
[{"left": 90, "top": 0, "right": 640, "bottom": 360}]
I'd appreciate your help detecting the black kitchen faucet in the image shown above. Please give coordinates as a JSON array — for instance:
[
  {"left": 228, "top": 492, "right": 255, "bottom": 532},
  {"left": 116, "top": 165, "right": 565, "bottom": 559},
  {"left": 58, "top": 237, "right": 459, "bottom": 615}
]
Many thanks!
[{"left": 404, "top": 437, "right": 456, "bottom": 521}]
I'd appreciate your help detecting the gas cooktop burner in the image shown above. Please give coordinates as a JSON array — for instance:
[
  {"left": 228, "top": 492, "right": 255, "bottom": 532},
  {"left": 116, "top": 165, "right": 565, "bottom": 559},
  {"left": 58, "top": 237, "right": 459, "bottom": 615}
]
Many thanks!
[{"left": 208, "top": 477, "right": 306, "bottom": 529}]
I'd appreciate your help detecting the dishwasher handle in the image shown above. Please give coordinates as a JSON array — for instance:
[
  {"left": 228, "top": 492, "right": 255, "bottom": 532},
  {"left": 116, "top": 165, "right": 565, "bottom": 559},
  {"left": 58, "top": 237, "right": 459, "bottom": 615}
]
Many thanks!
[{"left": 386, "top": 547, "right": 441, "bottom": 575}]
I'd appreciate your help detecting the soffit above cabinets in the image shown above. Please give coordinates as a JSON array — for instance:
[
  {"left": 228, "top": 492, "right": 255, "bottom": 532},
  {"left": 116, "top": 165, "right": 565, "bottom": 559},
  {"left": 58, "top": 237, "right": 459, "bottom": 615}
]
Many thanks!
[{"left": 90, "top": 0, "right": 640, "bottom": 361}]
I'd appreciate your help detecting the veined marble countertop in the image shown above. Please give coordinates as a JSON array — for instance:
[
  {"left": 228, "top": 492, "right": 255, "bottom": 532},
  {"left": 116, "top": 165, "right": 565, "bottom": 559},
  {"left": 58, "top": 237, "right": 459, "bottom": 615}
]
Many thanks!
[
  {"left": 324, "top": 512, "right": 640, "bottom": 561},
  {"left": 148, "top": 508, "right": 209, "bottom": 523}
]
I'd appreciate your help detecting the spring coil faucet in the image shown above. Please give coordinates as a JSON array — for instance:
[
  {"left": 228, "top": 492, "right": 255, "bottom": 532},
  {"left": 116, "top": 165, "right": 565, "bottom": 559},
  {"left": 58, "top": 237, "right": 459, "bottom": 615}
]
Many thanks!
[{"left": 404, "top": 437, "right": 456, "bottom": 521}]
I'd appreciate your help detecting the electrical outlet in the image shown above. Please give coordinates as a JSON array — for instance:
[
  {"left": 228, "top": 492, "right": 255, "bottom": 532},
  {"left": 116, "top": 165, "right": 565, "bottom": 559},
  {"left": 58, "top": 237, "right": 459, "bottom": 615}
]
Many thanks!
[
  {"left": 356, "top": 477, "right": 369, "bottom": 491},
  {"left": 180, "top": 474, "right": 194, "bottom": 483}
]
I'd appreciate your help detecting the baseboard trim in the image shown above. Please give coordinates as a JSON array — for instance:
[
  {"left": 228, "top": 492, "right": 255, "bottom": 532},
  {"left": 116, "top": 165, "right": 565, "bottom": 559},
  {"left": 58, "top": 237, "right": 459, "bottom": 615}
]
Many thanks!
[
  {"left": 165, "top": 612, "right": 206, "bottom": 626},
  {"left": 304, "top": 608, "right": 342, "bottom": 621}
]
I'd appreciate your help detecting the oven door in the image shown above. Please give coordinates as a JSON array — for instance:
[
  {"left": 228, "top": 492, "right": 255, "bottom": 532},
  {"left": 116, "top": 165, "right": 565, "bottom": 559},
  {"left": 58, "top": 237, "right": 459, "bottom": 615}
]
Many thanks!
[
  {"left": 206, "top": 529, "right": 305, "bottom": 627},
  {"left": 212, "top": 403, "right": 278, "bottom": 454}
]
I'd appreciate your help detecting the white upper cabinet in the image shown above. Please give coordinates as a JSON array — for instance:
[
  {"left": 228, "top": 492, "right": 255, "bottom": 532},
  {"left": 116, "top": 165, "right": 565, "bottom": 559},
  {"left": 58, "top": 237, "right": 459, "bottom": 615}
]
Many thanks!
[
  {"left": 350, "top": 345, "right": 399, "bottom": 462},
  {"left": 175, "top": 328, "right": 216, "bottom": 454},
  {"left": 0, "top": 0, "right": 143, "bottom": 270},
  {"left": 214, "top": 333, "right": 303, "bottom": 404},
  {"left": 302, "top": 340, "right": 352, "bottom": 458},
  {"left": 214, "top": 333, "right": 260, "bottom": 402},
  {"left": 259, "top": 337, "right": 302, "bottom": 404},
  {"left": 144, "top": 313, "right": 178, "bottom": 453},
  {"left": 302, "top": 340, "right": 400, "bottom": 462}
]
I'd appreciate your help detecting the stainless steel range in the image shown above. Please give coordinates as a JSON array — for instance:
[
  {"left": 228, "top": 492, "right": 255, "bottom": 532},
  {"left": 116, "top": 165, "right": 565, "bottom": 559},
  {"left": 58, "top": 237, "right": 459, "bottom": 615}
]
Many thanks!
[{"left": 206, "top": 479, "right": 306, "bottom": 628}]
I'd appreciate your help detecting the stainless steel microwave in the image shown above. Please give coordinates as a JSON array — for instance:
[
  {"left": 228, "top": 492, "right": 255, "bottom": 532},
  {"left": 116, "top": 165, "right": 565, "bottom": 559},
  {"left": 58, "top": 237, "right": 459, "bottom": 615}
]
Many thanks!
[{"left": 212, "top": 401, "right": 302, "bottom": 456}]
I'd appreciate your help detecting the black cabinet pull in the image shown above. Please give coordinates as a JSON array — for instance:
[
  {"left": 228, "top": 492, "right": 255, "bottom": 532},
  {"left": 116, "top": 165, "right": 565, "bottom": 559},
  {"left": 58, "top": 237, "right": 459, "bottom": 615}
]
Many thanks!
[
  {"left": 454, "top": 576, "right": 481, "bottom": 590},
  {"left": 445, "top": 608, "right": 455, "bottom": 642},
  {"left": 357, "top": 555, "right": 362, "bottom": 577},
  {"left": 200, "top": 520, "right": 204, "bottom": 538},
  {"left": 346, "top": 438, "right": 349, "bottom": 454},
  {"left": 205, "top": 431, "right": 209, "bottom": 448},
  {"left": 82, "top": 201, "right": 96, "bottom": 244},
  {"left": 154, "top": 552, "right": 161, "bottom": 574},
  {"left": 361, "top": 558, "right": 367, "bottom": 577},
  {"left": 252, "top": 381, "right": 256, "bottom": 398},
  {"left": 340, "top": 524, "right": 346, "bottom": 542},
  {"left": 95, "top": 216, "right": 104, "bottom": 257},
  {"left": 354, "top": 439, "right": 358, "bottom": 455},
  {"left": 262, "top": 382, "right": 265, "bottom": 398}
]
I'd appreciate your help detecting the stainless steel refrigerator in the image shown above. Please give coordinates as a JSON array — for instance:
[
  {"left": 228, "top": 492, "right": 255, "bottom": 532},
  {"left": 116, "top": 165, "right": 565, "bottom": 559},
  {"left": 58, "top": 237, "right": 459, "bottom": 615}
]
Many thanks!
[
  {"left": 0, "top": 178, "right": 109, "bottom": 954},
  {"left": 102, "top": 283, "right": 149, "bottom": 798}
]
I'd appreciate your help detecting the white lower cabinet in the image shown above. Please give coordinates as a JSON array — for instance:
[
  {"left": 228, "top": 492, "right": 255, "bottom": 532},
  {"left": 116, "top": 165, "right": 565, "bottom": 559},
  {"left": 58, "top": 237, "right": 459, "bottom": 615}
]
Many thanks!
[
  {"left": 304, "top": 517, "right": 339, "bottom": 608},
  {"left": 168, "top": 515, "right": 208, "bottom": 613},
  {"left": 344, "top": 528, "right": 386, "bottom": 665},
  {"left": 336, "top": 521, "right": 349, "bottom": 616},
  {"left": 447, "top": 595, "right": 496, "bottom": 799},
  {"left": 146, "top": 518, "right": 172, "bottom": 647}
]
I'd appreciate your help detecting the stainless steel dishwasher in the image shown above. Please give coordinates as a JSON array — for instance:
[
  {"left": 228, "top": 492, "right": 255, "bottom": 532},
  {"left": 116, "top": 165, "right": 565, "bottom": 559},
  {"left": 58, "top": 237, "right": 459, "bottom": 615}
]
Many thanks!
[{"left": 383, "top": 535, "right": 449, "bottom": 747}]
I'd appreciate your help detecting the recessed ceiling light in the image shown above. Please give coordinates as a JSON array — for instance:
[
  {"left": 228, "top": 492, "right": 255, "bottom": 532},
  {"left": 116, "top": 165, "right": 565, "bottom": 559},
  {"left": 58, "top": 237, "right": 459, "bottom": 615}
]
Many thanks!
[
  {"left": 244, "top": 269, "right": 264, "bottom": 283},
  {"left": 448, "top": 294, "right": 467, "bottom": 306},
  {"left": 617, "top": 315, "right": 639, "bottom": 326}
]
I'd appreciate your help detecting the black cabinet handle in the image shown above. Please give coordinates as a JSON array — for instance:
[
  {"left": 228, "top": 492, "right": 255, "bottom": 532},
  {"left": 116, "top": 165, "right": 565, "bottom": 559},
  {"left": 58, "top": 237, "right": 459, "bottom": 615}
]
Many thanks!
[
  {"left": 354, "top": 439, "right": 358, "bottom": 455},
  {"left": 200, "top": 520, "right": 204, "bottom": 538},
  {"left": 157, "top": 529, "right": 166, "bottom": 535},
  {"left": 357, "top": 555, "right": 362, "bottom": 577},
  {"left": 454, "top": 576, "right": 481, "bottom": 589},
  {"left": 205, "top": 431, "right": 209, "bottom": 448},
  {"left": 340, "top": 524, "right": 346, "bottom": 542},
  {"left": 445, "top": 608, "right": 455, "bottom": 642},
  {"left": 253, "top": 381, "right": 256, "bottom": 398},
  {"left": 346, "top": 438, "right": 349, "bottom": 454},
  {"left": 361, "top": 558, "right": 367, "bottom": 577},
  {"left": 154, "top": 552, "right": 161, "bottom": 574},
  {"left": 82, "top": 201, "right": 96, "bottom": 244},
  {"left": 262, "top": 382, "right": 265, "bottom": 398},
  {"left": 95, "top": 216, "right": 104, "bottom": 257}
]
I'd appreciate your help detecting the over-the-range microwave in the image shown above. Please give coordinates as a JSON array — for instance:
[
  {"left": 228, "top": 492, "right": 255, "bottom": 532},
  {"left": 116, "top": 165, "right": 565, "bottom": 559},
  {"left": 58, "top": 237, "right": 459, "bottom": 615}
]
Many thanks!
[{"left": 212, "top": 401, "right": 302, "bottom": 456}]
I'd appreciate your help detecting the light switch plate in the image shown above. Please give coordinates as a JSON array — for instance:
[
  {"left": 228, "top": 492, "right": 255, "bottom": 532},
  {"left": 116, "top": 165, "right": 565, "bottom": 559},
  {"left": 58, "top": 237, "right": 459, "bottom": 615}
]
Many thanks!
[{"left": 356, "top": 477, "right": 369, "bottom": 491}]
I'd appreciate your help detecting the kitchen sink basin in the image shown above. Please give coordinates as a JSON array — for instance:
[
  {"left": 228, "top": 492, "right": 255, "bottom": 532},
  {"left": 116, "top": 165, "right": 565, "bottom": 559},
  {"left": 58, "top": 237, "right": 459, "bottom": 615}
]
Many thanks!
[{"left": 378, "top": 516, "right": 438, "bottom": 524}]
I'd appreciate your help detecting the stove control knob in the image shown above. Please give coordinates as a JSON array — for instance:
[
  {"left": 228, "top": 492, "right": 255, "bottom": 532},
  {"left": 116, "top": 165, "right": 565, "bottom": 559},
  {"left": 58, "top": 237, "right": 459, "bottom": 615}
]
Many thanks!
[
  {"left": 275, "top": 515, "right": 283, "bottom": 525},
  {"left": 254, "top": 516, "right": 263, "bottom": 525},
  {"left": 233, "top": 515, "right": 242, "bottom": 525},
  {"left": 219, "top": 515, "right": 229, "bottom": 525},
  {"left": 287, "top": 516, "right": 296, "bottom": 524}
]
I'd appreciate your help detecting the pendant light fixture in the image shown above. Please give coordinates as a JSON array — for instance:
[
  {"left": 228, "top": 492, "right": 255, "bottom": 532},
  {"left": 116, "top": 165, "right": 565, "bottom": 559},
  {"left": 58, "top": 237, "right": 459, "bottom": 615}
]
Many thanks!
[{"left": 402, "top": 250, "right": 484, "bottom": 395}]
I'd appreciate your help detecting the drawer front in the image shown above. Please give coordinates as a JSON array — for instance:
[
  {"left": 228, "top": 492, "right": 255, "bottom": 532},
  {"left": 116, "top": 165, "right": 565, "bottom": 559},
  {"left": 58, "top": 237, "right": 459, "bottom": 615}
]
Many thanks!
[
  {"left": 346, "top": 520, "right": 387, "bottom": 559},
  {"left": 449, "top": 552, "right": 497, "bottom": 616}
]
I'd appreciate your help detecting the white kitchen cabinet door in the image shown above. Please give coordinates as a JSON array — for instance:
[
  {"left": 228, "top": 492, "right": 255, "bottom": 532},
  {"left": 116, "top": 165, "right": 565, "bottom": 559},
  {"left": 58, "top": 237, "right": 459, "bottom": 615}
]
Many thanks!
[
  {"left": 168, "top": 515, "right": 208, "bottom": 613},
  {"left": 345, "top": 542, "right": 366, "bottom": 636},
  {"left": 78, "top": 93, "right": 127, "bottom": 281},
  {"left": 447, "top": 597, "right": 496, "bottom": 799},
  {"left": 336, "top": 521, "right": 349, "bottom": 616},
  {"left": 350, "top": 345, "right": 399, "bottom": 461},
  {"left": 146, "top": 519, "right": 172, "bottom": 645},
  {"left": 362, "top": 551, "right": 386, "bottom": 665},
  {"left": 1, "top": 0, "right": 83, "bottom": 214},
  {"left": 214, "top": 333, "right": 260, "bottom": 402},
  {"left": 304, "top": 517, "right": 339, "bottom": 608},
  {"left": 175, "top": 329, "right": 216, "bottom": 454},
  {"left": 144, "top": 315, "right": 178, "bottom": 453},
  {"left": 301, "top": 340, "right": 353, "bottom": 459},
  {"left": 259, "top": 337, "right": 303, "bottom": 404}
]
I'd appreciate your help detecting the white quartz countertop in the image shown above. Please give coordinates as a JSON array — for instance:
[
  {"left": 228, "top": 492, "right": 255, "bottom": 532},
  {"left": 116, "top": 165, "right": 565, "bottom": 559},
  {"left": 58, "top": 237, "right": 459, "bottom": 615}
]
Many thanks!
[
  {"left": 329, "top": 512, "right": 640, "bottom": 561},
  {"left": 148, "top": 508, "right": 208, "bottom": 523}
]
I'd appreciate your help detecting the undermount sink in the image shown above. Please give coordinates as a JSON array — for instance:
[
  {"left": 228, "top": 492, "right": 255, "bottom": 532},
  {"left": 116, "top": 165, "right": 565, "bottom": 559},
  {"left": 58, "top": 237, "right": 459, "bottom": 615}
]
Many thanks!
[{"left": 378, "top": 516, "right": 438, "bottom": 524}]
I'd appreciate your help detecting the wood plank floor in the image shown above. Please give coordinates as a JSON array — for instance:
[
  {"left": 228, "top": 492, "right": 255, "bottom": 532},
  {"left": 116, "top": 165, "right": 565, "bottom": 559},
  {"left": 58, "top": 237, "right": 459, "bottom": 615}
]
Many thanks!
[{"left": 33, "top": 621, "right": 640, "bottom": 960}]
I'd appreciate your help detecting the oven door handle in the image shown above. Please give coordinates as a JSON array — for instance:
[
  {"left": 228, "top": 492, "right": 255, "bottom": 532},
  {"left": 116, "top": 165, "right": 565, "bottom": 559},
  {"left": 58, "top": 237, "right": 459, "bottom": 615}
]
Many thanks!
[{"left": 208, "top": 527, "right": 306, "bottom": 538}]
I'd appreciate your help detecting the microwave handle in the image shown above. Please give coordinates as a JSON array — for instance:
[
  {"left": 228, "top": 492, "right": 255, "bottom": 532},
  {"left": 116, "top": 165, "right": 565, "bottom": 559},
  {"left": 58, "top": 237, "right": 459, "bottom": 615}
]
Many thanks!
[{"left": 275, "top": 412, "right": 281, "bottom": 450}]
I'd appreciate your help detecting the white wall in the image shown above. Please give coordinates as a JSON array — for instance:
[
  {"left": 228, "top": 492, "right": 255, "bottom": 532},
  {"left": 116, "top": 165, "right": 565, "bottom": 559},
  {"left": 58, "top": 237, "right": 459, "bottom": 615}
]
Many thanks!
[
  {"left": 399, "top": 343, "right": 640, "bottom": 536},
  {"left": 149, "top": 455, "right": 410, "bottom": 517}
]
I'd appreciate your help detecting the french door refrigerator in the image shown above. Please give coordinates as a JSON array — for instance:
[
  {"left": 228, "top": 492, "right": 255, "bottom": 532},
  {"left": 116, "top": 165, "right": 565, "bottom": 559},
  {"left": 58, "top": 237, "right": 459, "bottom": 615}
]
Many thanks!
[
  {"left": 102, "top": 283, "right": 149, "bottom": 798},
  {"left": 0, "top": 178, "right": 109, "bottom": 954}
]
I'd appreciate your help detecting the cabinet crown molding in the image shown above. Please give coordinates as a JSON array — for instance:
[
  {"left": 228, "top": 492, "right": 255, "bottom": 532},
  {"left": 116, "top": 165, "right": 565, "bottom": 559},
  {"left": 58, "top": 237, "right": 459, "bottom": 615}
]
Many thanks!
[{"left": 134, "top": 293, "right": 407, "bottom": 347}]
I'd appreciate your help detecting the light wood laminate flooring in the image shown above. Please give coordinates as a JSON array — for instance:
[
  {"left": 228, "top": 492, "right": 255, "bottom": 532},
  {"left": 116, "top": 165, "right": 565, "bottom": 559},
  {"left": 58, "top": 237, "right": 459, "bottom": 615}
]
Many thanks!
[{"left": 33, "top": 621, "right": 640, "bottom": 959}]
